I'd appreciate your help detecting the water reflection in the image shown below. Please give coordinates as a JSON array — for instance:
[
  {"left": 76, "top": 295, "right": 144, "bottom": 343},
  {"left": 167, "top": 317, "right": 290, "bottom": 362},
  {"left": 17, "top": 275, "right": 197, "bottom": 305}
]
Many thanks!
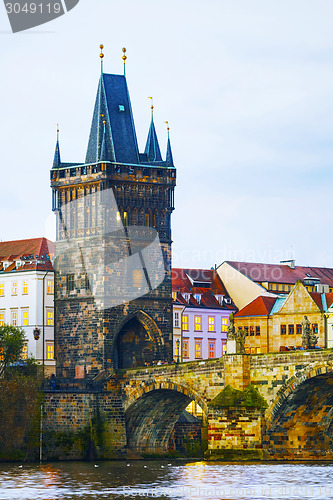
[{"left": 0, "top": 461, "right": 333, "bottom": 500}]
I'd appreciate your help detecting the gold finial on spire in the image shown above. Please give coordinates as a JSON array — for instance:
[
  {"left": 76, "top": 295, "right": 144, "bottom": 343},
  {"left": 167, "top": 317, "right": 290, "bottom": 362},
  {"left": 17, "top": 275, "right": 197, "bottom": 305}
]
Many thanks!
[
  {"left": 100, "top": 44, "right": 104, "bottom": 73},
  {"left": 164, "top": 121, "right": 170, "bottom": 132},
  {"left": 122, "top": 47, "right": 127, "bottom": 75},
  {"left": 56, "top": 123, "right": 59, "bottom": 141},
  {"left": 148, "top": 97, "right": 154, "bottom": 116}
]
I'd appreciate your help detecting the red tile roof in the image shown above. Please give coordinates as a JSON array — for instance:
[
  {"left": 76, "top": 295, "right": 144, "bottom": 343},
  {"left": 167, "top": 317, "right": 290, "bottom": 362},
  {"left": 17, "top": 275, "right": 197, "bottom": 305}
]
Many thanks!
[
  {"left": 326, "top": 293, "right": 333, "bottom": 309},
  {"left": 0, "top": 238, "right": 54, "bottom": 273},
  {"left": 235, "top": 296, "right": 277, "bottom": 318},
  {"left": 224, "top": 261, "right": 333, "bottom": 287},
  {"left": 172, "top": 268, "right": 236, "bottom": 310},
  {"left": 0, "top": 238, "right": 54, "bottom": 261}
]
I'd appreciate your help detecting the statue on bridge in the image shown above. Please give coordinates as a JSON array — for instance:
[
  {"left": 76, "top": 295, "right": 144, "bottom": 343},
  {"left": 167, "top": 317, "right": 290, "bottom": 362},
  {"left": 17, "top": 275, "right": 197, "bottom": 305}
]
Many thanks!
[
  {"left": 227, "top": 314, "right": 237, "bottom": 341},
  {"left": 227, "top": 314, "right": 246, "bottom": 354},
  {"left": 301, "top": 315, "right": 318, "bottom": 349}
]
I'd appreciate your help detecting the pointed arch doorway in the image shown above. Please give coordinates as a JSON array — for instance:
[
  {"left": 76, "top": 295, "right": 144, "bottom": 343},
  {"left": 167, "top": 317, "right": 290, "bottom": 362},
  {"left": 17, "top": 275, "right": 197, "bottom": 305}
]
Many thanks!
[{"left": 114, "top": 311, "right": 164, "bottom": 369}]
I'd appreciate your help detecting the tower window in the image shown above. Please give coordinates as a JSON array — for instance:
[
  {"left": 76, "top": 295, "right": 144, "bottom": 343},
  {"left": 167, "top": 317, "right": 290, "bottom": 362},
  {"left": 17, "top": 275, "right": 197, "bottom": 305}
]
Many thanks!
[
  {"left": 145, "top": 214, "right": 149, "bottom": 226},
  {"left": 67, "top": 274, "right": 75, "bottom": 293},
  {"left": 119, "top": 105, "right": 125, "bottom": 112}
]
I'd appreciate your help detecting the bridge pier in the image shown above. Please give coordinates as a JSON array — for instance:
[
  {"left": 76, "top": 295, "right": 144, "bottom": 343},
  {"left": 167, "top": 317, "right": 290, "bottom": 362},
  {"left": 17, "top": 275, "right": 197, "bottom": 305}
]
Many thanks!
[{"left": 205, "top": 384, "right": 268, "bottom": 461}]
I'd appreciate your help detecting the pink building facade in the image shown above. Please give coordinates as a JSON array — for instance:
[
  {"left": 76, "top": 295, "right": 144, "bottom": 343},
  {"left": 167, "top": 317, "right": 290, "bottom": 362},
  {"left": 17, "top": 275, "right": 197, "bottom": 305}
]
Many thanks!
[{"left": 172, "top": 268, "right": 236, "bottom": 362}]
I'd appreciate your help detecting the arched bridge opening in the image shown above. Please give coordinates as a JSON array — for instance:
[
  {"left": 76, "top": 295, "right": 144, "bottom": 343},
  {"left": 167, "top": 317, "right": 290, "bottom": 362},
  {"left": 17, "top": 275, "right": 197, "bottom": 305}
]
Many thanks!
[
  {"left": 266, "top": 372, "right": 333, "bottom": 459},
  {"left": 113, "top": 311, "right": 165, "bottom": 370},
  {"left": 125, "top": 388, "right": 206, "bottom": 457}
]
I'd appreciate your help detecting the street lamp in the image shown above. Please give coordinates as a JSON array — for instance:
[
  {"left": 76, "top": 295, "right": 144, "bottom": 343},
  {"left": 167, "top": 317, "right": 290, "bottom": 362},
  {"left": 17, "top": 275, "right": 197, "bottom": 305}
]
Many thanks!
[
  {"left": 176, "top": 339, "right": 180, "bottom": 364},
  {"left": 33, "top": 327, "right": 41, "bottom": 341}
]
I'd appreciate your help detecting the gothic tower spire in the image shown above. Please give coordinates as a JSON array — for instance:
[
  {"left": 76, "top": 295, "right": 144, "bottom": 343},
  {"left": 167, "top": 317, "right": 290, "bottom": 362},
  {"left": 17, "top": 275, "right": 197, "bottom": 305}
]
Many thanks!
[
  {"left": 164, "top": 121, "right": 174, "bottom": 168},
  {"left": 53, "top": 125, "right": 61, "bottom": 169},
  {"left": 144, "top": 98, "right": 162, "bottom": 162}
]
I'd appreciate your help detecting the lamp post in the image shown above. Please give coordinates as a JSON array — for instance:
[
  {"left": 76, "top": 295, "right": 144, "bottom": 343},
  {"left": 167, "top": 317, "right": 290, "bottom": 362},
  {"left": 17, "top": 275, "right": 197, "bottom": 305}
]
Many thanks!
[
  {"left": 176, "top": 339, "right": 180, "bottom": 364},
  {"left": 33, "top": 326, "right": 41, "bottom": 341}
]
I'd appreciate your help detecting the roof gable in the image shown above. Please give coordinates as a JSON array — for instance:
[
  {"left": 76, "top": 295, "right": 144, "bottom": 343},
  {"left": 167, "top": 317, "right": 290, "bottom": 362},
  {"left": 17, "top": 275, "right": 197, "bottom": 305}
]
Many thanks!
[
  {"left": 235, "top": 295, "right": 276, "bottom": 317},
  {"left": 276, "top": 280, "right": 321, "bottom": 314}
]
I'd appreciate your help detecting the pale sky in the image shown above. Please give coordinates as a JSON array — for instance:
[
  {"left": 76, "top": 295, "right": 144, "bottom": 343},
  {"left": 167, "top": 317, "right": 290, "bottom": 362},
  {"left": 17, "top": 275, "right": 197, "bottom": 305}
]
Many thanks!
[{"left": 1, "top": 0, "right": 333, "bottom": 269}]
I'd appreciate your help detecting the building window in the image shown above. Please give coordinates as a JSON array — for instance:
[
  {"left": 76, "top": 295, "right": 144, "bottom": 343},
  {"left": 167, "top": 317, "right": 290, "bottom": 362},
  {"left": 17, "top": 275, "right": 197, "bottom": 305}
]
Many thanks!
[
  {"left": 208, "top": 316, "right": 215, "bottom": 332},
  {"left": 244, "top": 326, "right": 249, "bottom": 336},
  {"left": 0, "top": 284, "right": 4, "bottom": 296},
  {"left": 296, "top": 324, "right": 302, "bottom": 335},
  {"left": 46, "top": 342, "right": 54, "bottom": 360},
  {"left": 22, "top": 344, "right": 28, "bottom": 360},
  {"left": 208, "top": 340, "right": 216, "bottom": 359},
  {"left": 221, "top": 318, "right": 228, "bottom": 332},
  {"left": 22, "top": 282, "right": 28, "bottom": 294},
  {"left": 175, "top": 339, "right": 180, "bottom": 358},
  {"left": 0, "top": 312, "right": 4, "bottom": 326},
  {"left": 256, "top": 326, "right": 260, "bottom": 336},
  {"left": 182, "top": 314, "right": 189, "bottom": 331},
  {"left": 123, "top": 211, "right": 128, "bottom": 226},
  {"left": 268, "top": 283, "right": 273, "bottom": 290},
  {"left": 22, "top": 310, "right": 28, "bottom": 327},
  {"left": 282, "top": 285, "right": 285, "bottom": 291},
  {"left": 66, "top": 274, "right": 75, "bottom": 292},
  {"left": 183, "top": 338, "right": 189, "bottom": 359},
  {"left": 11, "top": 311, "right": 17, "bottom": 326},
  {"left": 194, "top": 316, "right": 202, "bottom": 331},
  {"left": 47, "top": 280, "right": 53, "bottom": 294},
  {"left": 222, "top": 339, "right": 227, "bottom": 355},
  {"left": 145, "top": 213, "right": 149, "bottom": 226},
  {"left": 195, "top": 339, "right": 202, "bottom": 359},
  {"left": 288, "top": 324, "right": 294, "bottom": 335},
  {"left": 194, "top": 294, "right": 201, "bottom": 304},
  {"left": 250, "top": 326, "right": 255, "bottom": 336},
  {"left": 47, "top": 311, "right": 54, "bottom": 326},
  {"left": 174, "top": 311, "right": 180, "bottom": 328},
  {"left": 12, "top": 282, "right": 17, "bottom": 295},
  {"left": 312, "top": 323, "right": 318, "bottom": 334},
  {"left": 281, "top": 325, "right": 286, "bottom": 335}
]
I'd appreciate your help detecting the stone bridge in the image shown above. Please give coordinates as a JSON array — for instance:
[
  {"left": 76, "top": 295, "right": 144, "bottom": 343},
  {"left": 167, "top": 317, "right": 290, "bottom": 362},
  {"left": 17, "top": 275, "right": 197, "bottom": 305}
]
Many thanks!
[{"left": 43, "top": 349, "right": 333, "bottom": 460}]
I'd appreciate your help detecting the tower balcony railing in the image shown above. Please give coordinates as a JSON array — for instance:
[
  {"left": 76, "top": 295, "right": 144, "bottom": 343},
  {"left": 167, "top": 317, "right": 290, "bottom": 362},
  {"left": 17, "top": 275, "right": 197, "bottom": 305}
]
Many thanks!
[{"left": 51, "top": 162, "right": 176, "bottom": 186}]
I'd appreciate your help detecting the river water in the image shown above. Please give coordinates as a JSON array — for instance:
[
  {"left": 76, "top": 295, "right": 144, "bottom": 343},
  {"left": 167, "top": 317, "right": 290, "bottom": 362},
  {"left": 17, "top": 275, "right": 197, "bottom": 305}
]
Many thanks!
[{"left": 0, "top": 460, "right": 333, "bottom": 500}]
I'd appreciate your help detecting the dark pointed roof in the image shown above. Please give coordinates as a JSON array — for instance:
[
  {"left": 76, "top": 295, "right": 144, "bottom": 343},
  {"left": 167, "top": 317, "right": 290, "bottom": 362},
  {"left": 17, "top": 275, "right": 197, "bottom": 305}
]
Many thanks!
[
  {"left": 166, "top": 131, "right": 174, "bottom": 167},
  {"left": 144, "top": 115, "right": 162, "bottom": 162},
  {"left": 53, "top": 136, "right": 61, "bottom": 169},
  {"left": 99, "top": 123, "right": 109, "bottom": 162},
  {"left": 86, "top": 73, "right": 140, "bottom": 165}
]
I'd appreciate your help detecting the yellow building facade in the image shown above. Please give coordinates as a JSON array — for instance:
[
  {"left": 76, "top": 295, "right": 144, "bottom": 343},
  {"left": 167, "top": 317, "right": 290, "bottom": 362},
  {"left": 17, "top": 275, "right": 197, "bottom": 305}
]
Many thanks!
[{"left": 234, "top": 281, "right": 330, "bottom": 354}]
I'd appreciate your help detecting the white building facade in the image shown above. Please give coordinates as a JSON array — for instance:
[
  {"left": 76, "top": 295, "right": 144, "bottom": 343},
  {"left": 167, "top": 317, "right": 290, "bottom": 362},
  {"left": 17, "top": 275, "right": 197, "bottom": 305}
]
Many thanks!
[{"left": 0, "top": 238, "right": 55, "bottom": 374}]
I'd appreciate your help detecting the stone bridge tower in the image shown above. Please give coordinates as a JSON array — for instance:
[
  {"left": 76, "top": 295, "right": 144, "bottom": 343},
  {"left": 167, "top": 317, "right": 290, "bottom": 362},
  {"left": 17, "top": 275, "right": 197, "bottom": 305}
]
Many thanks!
[{"left": 50, "top": 48, "right": 176, "bottom": 380}]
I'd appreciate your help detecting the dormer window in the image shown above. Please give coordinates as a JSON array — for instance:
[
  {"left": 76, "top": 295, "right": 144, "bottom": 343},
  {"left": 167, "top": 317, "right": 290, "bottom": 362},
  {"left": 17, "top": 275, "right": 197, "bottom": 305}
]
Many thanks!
[
  {"left": 215, "top": 295, "right": 224, "bottom": 305},
  {"left": 182, "top": 293, "right": 190, "bottom": 303},
  {"left": 194, "top": 294, "right": 202, "bottom": 304}
]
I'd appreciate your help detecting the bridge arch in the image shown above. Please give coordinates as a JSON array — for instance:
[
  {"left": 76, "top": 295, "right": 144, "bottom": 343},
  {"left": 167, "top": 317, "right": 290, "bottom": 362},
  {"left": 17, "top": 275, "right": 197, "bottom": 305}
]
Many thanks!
[
  {"left": 123, "top": 382, "right": 207, "bottom": 455},
  {"left": 112, "top": 310, "right": 165, "bottom": 369},
  {"left": 265, "top": 363, "right": 333, "bottom": 459}
]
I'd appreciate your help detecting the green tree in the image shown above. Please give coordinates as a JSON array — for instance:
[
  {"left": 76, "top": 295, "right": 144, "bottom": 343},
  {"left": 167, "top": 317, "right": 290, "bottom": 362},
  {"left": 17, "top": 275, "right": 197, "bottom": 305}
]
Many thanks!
[{"left": 0, "top": 325, "right": 26, "bottom": 377}]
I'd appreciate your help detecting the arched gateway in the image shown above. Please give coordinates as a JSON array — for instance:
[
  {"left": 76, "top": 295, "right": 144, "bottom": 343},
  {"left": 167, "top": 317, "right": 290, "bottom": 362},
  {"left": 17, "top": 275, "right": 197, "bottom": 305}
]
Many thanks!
[{"left": 113, "top": 311, "right": 165, "bottom": 369}]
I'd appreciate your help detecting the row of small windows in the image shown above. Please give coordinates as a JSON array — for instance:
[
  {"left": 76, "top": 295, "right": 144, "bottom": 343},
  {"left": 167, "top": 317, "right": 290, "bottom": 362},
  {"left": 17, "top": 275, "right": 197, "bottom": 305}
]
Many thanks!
[
  {"left": 280, "top": 323, "right": 318, "bottom": 335},
  {"left": 0, "top": 280, "right": 53, "bottom": 297},
  {"left": 237, "top": 326, "right": 261, "bottom": 336},
  {"left": 0, "top": 342, "right": 55, "bottom": 361},
  {"left": 174, "top": 313, "right": 228, "bottom": 333},
  {"left": 267, "top": 283, "right": 333, "bottom": 293},
  {"left": 178, "top": 338, "right": 227, "bottom": 359},
  {"left": 0, "top": 309, "right": 53, "bottom": 327}
]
